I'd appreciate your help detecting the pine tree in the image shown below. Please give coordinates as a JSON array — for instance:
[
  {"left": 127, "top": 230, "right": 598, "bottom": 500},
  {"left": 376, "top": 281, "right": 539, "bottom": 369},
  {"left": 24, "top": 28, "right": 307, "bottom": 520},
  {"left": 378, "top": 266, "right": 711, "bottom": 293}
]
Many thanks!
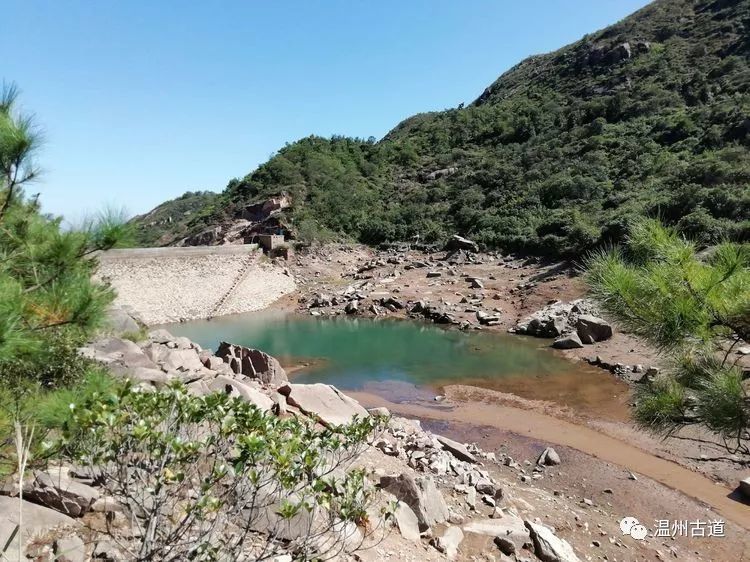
[
  {"left": 586, "top": 219, "right": 749, "bottom": 453},
  {"left": 0, "top": 83, "right": 130, "bottom": 387}
]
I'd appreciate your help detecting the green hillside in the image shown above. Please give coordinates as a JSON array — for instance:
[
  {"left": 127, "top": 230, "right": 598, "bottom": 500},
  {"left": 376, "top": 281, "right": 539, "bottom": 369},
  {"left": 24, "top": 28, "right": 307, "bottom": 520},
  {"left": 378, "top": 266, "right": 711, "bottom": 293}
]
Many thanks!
[
  {"left": 131, "top": 190, "right": 219, "bottom": 246},
  {"left": 135, "top": 0, "right": 750, "bottom": 256}
]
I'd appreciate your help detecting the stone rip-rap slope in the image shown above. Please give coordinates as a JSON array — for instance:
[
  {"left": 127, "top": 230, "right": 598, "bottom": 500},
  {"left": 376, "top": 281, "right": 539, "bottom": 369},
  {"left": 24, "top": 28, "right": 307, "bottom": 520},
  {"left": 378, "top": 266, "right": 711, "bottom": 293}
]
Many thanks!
[{"left": 95, "top": 247, "right": 295, "bottom": 325}]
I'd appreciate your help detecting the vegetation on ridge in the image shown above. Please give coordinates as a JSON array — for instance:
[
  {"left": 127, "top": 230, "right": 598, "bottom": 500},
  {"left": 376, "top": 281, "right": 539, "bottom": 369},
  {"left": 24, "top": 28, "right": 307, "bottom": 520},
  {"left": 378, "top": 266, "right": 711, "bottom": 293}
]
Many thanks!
[{"left": 135, "top": 0, "right": 749, "bottom": 256}]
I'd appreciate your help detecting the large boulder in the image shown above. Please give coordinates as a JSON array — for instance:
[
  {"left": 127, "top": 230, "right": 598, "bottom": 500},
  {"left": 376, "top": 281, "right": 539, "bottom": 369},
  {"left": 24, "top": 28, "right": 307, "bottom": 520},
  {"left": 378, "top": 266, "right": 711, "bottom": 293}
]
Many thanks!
[
  {"left": 79, "top": 337, "right": 157, "bottom": 370},
  {"left": 54, "top": 536, "right": 86, "bottom": 562},
  {"left": 445, "top": 235, "right": 479, "bottom": 253},
  {"left": 525, "top": 521, "right": 581, "bottom": 562},
  {"left": 379, "top": 473, "right": 449, "bottom": 531},
  {"left": 0, "top": 496, "right": 78, "bottom": 562},
  {"left": 552, "top": 333, "right": 584, "bottom": 349},
  {"left": 216, "top": 342, "right": 288, "bottom": 386},
  {"left": 575, "top": 315, "right": 613, "bottom": 344},
  {"left": 209, "top": 375, "right": 274, "bottom": 412},
  {"left": 433, "top": 526, "right": 464, "bottom": 559},
  {"left": 103, "top": 307, "right": 140, "bottom": 336},
  {"left": 537, "top": 447, "right": 561, "bottom": 466},
  {"left": 464, "top": 516, "right": 531, "bottom": 555},
  {"left": 513, "top": 300, "right": 602, "bottom": 340},
  {"left": 278, "top": 383, "right": 369, "bottom": 427},
  {"left": 22, "top": 467, "right": 100, "bottom": 517},
  {"left": 160, "top": 348, "right": 205, "bottom": 372},
  {"left": 436, "top": 435, "right": 477, "bottom": 463},
  {"left": 392, "top": 501, "right": 420, "bottom": 542}
]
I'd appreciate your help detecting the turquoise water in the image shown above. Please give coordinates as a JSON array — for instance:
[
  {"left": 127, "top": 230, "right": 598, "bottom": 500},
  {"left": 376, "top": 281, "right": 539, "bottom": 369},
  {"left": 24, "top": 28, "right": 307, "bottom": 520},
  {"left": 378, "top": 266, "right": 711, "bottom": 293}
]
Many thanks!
[{"left": 165, "top": 311, "right": 579, "bottom": 397}]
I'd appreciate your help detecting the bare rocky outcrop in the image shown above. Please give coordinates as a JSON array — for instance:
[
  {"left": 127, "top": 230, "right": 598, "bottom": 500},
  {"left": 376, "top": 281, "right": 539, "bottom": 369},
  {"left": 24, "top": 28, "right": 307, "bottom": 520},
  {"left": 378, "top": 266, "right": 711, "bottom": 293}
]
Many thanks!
[
  {"left": 512, "top": 299, "right": 613, "bottom": 347},
  {"left": 278, "top": 383, "right": 369, "bottom": 427},
  {"left": 216, "top": 341, "right": 288, "bottom": 386}
]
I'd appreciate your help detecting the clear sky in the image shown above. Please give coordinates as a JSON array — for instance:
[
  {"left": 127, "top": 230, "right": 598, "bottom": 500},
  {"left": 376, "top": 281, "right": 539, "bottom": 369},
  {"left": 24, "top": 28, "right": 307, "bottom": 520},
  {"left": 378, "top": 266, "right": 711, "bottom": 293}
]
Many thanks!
[{"left": 2, "top": 0, "right": 651, "bottom": 222}]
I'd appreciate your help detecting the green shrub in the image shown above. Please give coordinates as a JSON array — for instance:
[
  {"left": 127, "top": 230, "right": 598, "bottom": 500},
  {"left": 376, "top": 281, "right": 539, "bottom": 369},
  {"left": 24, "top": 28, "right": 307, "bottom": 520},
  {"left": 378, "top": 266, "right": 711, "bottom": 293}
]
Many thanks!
[{"left": 57, "top": 382, "right": 389, "bottom": 560}]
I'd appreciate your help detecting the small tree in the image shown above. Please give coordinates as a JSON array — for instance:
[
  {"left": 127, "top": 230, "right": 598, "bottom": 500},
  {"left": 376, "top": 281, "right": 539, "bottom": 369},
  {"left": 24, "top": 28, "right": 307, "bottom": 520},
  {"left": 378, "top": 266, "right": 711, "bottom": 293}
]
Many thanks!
[
  {"left": 586, "top": 218, "right": 749, "bottom": 453},
  {"left": 58, "top": 382, "right": 389, "bottom": 561},
  {"left": 0, "top": 83, "right": 131, "bottom": 388}
]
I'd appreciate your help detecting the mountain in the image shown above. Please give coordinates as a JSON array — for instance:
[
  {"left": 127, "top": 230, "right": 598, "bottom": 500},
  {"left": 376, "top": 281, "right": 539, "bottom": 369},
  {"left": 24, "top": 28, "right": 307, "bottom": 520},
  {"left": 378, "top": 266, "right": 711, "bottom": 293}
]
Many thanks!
[
  {"left": 131, "top": 191, "right": 219, "bottom": 246},
  {"left": 133, "top": 0, "right": 750, "bottom": 256}
]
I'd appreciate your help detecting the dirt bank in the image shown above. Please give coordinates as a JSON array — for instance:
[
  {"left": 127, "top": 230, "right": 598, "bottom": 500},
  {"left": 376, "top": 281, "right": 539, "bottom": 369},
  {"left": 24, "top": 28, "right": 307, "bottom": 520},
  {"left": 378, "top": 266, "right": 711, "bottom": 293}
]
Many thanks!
[{"left": 349, "top": 387, "right": 750, "bottom": 532}]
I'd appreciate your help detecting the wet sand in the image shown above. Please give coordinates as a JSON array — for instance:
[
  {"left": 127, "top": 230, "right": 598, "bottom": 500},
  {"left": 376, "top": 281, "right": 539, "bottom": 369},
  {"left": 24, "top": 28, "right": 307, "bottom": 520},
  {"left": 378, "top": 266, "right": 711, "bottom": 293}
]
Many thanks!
[{"left": 348, "top": 386, "right": 750, "bottom": 529}]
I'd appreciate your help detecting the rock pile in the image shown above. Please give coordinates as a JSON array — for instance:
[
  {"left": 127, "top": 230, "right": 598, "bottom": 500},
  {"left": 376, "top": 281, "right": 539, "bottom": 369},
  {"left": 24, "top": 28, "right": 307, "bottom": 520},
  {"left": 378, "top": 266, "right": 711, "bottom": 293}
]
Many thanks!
[{"left": 511, "top": 299, "right": 613, "bottom": 349}]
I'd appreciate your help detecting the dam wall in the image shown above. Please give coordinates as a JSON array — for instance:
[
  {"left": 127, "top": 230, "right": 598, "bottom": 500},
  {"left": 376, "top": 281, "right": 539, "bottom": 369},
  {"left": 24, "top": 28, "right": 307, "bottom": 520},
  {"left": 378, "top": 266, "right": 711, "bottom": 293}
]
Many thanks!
[{"left": 95, "top": 244, "right": 295, "bottom": 325}]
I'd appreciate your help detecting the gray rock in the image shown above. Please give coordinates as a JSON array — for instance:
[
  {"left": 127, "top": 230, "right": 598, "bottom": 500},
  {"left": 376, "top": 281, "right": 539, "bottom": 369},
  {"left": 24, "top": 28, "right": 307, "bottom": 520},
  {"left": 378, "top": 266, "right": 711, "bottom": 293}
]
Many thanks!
[
  {"left": 465, "top": 516, "right": 531, "bottom": 555},
  {"left": 552, "top": 333, "right": 584, "bottom": 349},
  {"left": 392, "top": 501, "right": 420, "bottom": 542},
  {"left": 739, "top": 477, "right": 750, "bottom": 500},
  {"left": 209, "top": 375, "right": 274, "bottom": 412},
  {"left": 466, "top": 486, "right": 477, "bottom": 510},
  {"left": 126, "top": 367, "right": 172, "bottom": 387},
  {"left": 345, "top": 300, "right": 359, "bottom": 314},
  {"left": 54, "top": 535, "right": 85, "bottom": 562},
  {"left": 80, "top": 337, "right": 157, "bottom": 370},
  {"left": 104, "top": 307, "right": 140, "bottom": 336},
  {"left": 201, "top": 354, "right": 226, "bottom": 371},
  {"left": 475, "top": 478, "right": 501, "bottom": 498},
  {"left": 92, "top": 540, "right": 125, "bottom": 560},
  {"left": 436, "top": 435, "right": 477, "bottom": 463},
  {"left": 576, "top": 315, "right": 613, "bottom": 344},
  {"left": 148, "top": 328, "right": 175, "bottom": 343},
  {"left": 216, "top": 342, "right": 288, "bottom": 386},
  {"left": 445, "top": 235, "right": 479, "bottom": 253},
  {"left": 525, "top": 521, "right": 581, "bottom": 562},
  {"left": 158, "top": 347, "right": 205, "bottom": 371},
  {"left": 433, "top": 526, "right": 464, "bottom": 559},
  {"left": 278, "top": 383, "right": 369, "bottom": 427},
  {"left": 24, "top": 468, "right": 100, "bottom": 517},
  {"left": 0, "top": 496, "right": 78, "bottom": 560},
  {"left": 537, "top": 447, "right": 561, "bottom": 466},
  {"left": 380, "top": 473, "right": 449, "bottom": 531}
]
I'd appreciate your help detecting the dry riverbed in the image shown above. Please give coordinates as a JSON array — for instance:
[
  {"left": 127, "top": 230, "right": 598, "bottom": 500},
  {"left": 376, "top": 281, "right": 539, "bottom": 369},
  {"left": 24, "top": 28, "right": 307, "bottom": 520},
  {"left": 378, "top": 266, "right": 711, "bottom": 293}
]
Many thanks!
[{"left": 276, "top": 244, "right": 750, "bottom": 524}]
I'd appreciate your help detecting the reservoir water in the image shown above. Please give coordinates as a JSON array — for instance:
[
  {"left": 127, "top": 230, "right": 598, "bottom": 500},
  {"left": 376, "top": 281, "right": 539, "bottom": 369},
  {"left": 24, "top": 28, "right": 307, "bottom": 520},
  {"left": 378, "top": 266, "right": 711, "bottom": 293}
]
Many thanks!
[{"left": 166, "top": 310, "right": 629, "bottom": 417}]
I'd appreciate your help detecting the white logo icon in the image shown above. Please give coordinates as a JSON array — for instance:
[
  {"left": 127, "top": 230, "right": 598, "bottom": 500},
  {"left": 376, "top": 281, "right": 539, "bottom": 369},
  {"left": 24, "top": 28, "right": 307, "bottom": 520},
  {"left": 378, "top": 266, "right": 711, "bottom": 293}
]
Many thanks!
[{"left": 620, "top": 517, "right": 647, "bottom": 540}]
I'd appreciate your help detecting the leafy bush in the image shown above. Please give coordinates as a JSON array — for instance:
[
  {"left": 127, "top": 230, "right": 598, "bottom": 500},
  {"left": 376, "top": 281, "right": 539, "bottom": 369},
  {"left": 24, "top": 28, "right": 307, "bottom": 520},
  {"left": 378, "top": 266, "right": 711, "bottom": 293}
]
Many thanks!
[
  {"left": 0, "top": 367, "right": 120, "bottom": 477},
  {"left": 58, "top": 382, "right": 389, "bottom": 561}
]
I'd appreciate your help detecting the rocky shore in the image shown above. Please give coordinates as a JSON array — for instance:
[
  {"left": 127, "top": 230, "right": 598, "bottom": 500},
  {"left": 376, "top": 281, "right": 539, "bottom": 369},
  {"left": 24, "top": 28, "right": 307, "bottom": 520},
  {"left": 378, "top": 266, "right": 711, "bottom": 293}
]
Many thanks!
[{"left": 4, "top": 309, "right": 747, "bottom": 560}]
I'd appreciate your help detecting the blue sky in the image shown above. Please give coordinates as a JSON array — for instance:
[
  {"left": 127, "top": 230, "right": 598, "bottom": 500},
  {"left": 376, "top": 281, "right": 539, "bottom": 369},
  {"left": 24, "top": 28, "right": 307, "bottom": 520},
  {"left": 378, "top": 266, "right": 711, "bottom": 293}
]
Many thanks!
[{"left": 2, "top": 0, "right": 651, "bottom": 222}]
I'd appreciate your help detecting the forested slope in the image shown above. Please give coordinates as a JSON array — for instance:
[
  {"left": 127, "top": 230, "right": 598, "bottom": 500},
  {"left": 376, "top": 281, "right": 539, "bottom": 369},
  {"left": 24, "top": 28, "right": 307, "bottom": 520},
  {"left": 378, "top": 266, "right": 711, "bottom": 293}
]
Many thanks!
[{"left": 135, "top": 0, "right": 750, "bottom": 255}]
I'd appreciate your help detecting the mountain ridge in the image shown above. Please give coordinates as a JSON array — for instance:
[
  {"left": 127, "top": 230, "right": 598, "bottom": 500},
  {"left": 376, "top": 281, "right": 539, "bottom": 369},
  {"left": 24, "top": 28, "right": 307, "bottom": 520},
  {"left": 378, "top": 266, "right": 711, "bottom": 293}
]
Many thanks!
[{"left": 132, "top": 0, "right": 750, "bottom": 254}]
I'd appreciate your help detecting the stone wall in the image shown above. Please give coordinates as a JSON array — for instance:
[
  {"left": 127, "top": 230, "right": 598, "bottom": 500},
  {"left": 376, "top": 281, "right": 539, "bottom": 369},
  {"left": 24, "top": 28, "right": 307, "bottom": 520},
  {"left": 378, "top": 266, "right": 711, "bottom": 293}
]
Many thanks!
[{"left": 95, "top": 245, "right": 295, "bottom": 325}]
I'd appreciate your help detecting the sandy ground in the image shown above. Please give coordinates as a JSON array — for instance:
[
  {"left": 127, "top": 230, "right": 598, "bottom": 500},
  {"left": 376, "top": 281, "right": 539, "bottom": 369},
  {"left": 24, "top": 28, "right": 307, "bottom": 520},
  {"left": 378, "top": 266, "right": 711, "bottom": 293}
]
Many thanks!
[{"left": 96, "top": 248, "right": 296, "bottom": 325}]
